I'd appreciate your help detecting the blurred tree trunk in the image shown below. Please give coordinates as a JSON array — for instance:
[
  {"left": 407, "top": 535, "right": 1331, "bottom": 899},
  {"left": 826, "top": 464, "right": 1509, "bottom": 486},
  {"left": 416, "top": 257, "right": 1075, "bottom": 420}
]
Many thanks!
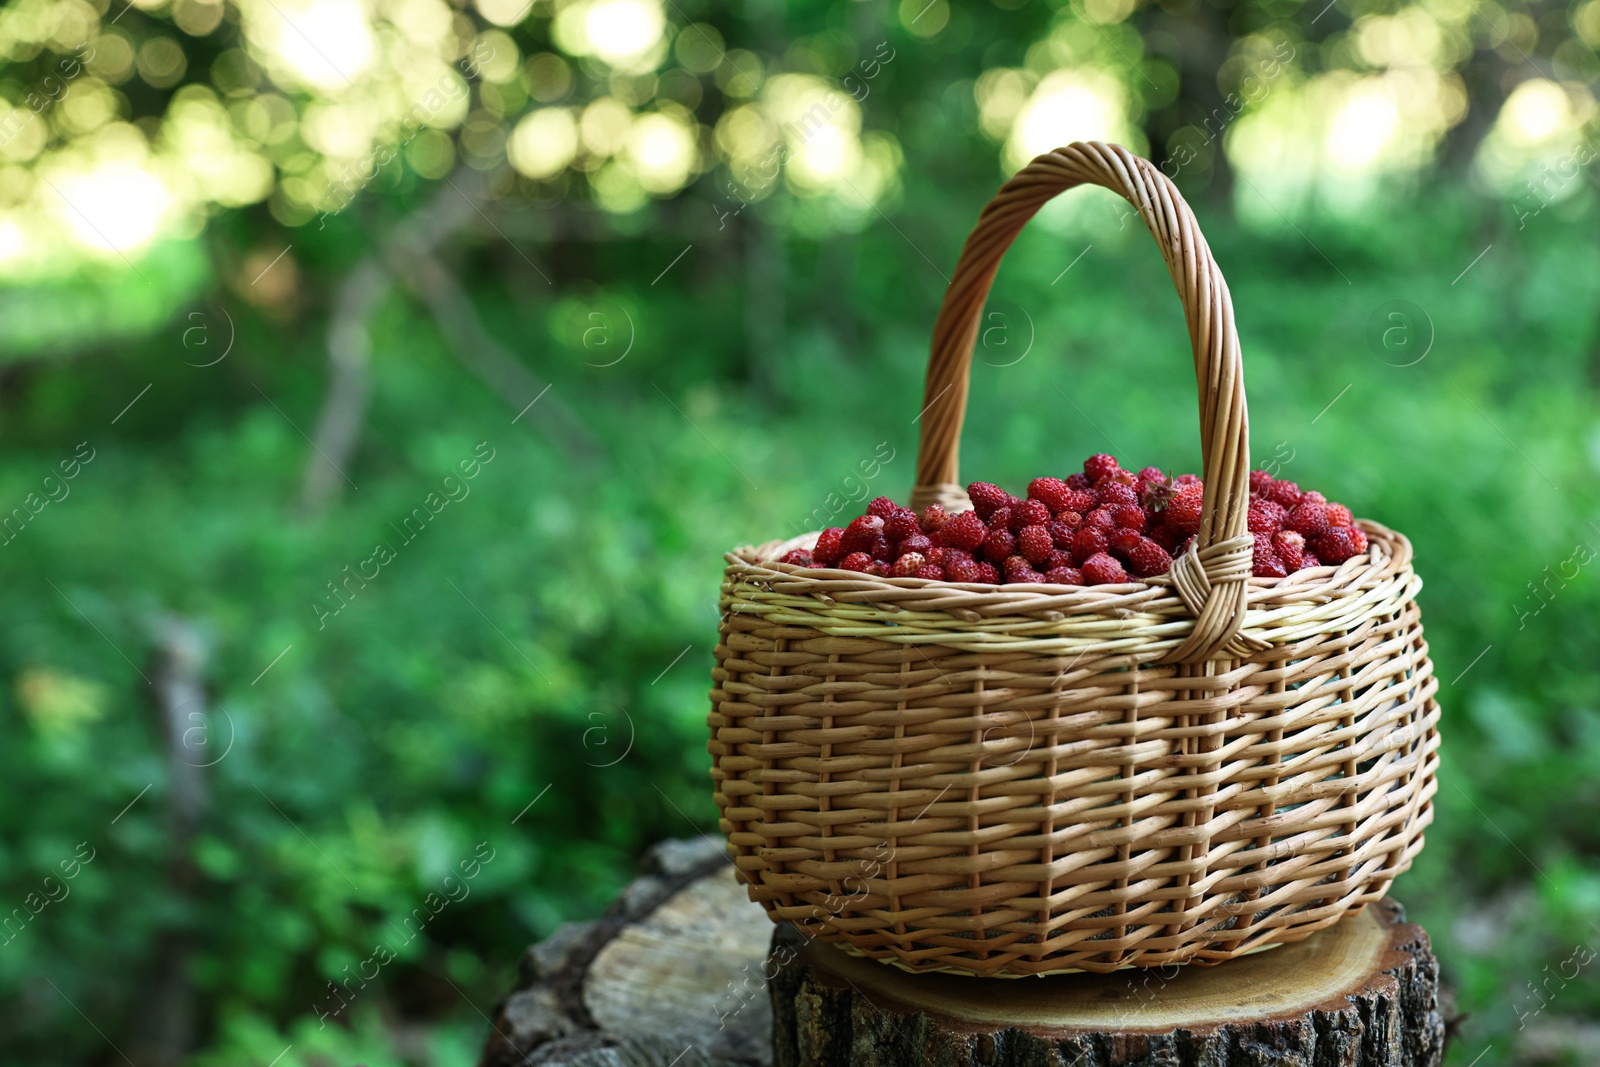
[
  {"left": 1139, "top": 0, "right": 1236, "bottom": 206},
  {"left": 743, "top": 0, "right": 788, "bottom": 398},
  {"left": 743, "top": 218, "right": 786, "bottom": 398},
  {"left": 132, "top": 617, "right": 211, "bottom": 1067},
  {"left": 1440, "top": 47, "right": 1511, "bottom": 176},
  {"left": 299, "top": 175, "right": 486, "bottom": 516},
  {"left": 817, "top": 232, "right": 861, "bottom": 359},
  {"left": 301, "top": 257, "right": 385, "bottom": 516}
]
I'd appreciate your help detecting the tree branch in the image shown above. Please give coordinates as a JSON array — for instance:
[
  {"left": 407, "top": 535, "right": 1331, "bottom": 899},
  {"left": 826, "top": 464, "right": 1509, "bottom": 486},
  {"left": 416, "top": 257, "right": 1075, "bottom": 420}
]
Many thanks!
[
  {"left": 300, "top": 257, "right": 386, "bottom": 515},
  {"left": 386, "top": 237, "right": 600, "bottom": 461},
  {"left": 298, "top": 169, "right": 597, "bottom": 515}
]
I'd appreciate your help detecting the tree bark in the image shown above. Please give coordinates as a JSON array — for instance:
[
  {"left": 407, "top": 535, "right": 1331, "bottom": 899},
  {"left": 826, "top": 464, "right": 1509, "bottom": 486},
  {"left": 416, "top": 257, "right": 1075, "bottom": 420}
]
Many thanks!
[{"left": 770, "top": 899, "right": 1444, "bottom": 1067}]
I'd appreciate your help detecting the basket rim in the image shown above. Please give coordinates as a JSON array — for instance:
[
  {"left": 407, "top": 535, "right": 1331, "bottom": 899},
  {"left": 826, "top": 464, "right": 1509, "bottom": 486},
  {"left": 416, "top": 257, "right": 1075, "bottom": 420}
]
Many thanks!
[{"left": 719, "top": 521, "right": 1418, "bottom": 657}]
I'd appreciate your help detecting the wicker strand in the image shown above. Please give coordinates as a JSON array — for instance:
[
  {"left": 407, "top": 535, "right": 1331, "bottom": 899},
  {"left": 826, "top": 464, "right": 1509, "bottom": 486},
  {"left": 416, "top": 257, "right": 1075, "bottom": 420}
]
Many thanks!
[{"left": 1163, "top": 535, "right": 1269, "bottom": 662}]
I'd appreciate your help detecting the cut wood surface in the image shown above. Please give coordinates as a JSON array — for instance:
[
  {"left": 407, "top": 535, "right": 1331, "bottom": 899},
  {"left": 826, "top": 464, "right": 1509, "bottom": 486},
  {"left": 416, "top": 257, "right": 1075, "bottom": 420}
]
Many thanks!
[
  {"left": 479, "top": 838, "right": 773, "bottom": 1067},
  {"left": 770, "top": 898, "right": 1445, "bottom": 1067}
]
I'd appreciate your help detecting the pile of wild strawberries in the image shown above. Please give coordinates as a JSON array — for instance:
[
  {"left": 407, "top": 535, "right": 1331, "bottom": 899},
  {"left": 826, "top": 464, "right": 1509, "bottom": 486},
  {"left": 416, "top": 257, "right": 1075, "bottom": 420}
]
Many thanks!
[{"left": 779, "top": 453, "right": 1367, "bottom": 586}]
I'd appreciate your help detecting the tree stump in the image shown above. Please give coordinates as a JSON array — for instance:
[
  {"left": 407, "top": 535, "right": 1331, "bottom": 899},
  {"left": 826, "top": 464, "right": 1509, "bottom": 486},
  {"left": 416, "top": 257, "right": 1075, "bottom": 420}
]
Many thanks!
[
  {"left": 769, "top": 900, "right": 1444, "bottom": 1067},
  {"left": 479, "top": 838, "right": 774, "bottom": 1067},
  {"left": 479, "top": 847, "right": 1445, "bottom": 1067}
]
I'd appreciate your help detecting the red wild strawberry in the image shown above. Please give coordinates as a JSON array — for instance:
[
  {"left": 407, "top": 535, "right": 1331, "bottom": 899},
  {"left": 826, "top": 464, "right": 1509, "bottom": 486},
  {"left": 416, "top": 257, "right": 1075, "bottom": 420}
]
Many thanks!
[
  {"left": 813, "top": 527, "right": 845, "bottom": 564},
  {"left": 1112, "top": 504, "right": 1146, "bottom": 530},
  {"left": 1251, "top": 532, "right": 1285, "bottom": 577},
  {"left": 1244, "top": 506, "right": 1274, "bottom": 538},
  {"left": 1252, "top": 547, "right": 1287, "bottom": 578},
  {"left": 915, "top": 563, "right": 946, "bottom": 580},
  {"left": 966, "top": 482, "right": 1011, "bottom": 520},
  {"left": 892, "top": 553, "right": 927, "bottom": 577},
  {"left": 1249, "top": 469, "right": 1275, "bottom": 496},
  {"left": 939, "top": 511, "right": 987, "bottom": 551},
  {"left": 866, "top": 560, "right": 889, "bottom": 576},
  {"left": 1110, "top": 528, "right": 1143, "bottom": 555},
  {"left": 1027, "top": 477, "right": 1074, "bottom": 514},
  {"left": 884, "top": 507, "right": 920, "bottom": 541},
  {"left": 867, "top": 496, "right": 898, "bottom": 519},
  {"left": 1066, "top": 472, "right": 1092, "bottom": 491},
  {"left": 1300, "top": 550, "right": 1321, "bottom": 568},
  {"left": 1286, "top": 501, "right": 1328, "bottom": 538},
  {"left": 1272, "top": 530, "right": 1306, "bottom": 571},
  {"left": 1147, "top": 521, "right": 1181, "bottom": 552},
  {"left": 1315, "top": 525, "right": 1368, "bottom": 563},
  {"left": 987, "top": 505, "right": 1013, "bottom": 531},
  {"left": 842, "top": 514, "right": 885, "bottom": 553},
  {"left": 1008, "top": 566, "right": 1047, "bottom": 584},
  {"left": 1003, "top": 555, "right": 1034, "bottom": 579},
  {"left": 781, "top": 549, "right": 813, "bottom": 566},
  {"left": 1045, "top": 565, "right": 1083, "bottom": 585},
  {"left": 1301, "top": 490, "right": 1327, "bottom": 506},
  {"left": 895, "top": 533, "right": 933, "bottom": 559},
  {"left": 1164, "top": 483, "right": 1205, "bottom": 536},
  {"left": 1246, "top": 499, "right": 1283, "bottom": 536},
  {"left": 1266, "top": 479, "right": 1303, "bottom": 510},
  {"left": 1173, "top": 473, "right": 1202, "bottom": 486},
  {"left": 1018, "top": 524, "right": 1054, "bottom": 565},
  {"left": 839, "top": 552, "right": 874, "bottom": 572},
  {"left": 1061, "top": 488, "right": 1097, "bottom": 515},
  {"left": 919, "top": 504, "right": 949, "bottom": 533},
  {"left": 974, "top": 561, "right": 1001, "bottom": 585},
  {"left": 1048, "top": 519, "right": 1079, "bottom": 547},
  {"left": 1012, "top": 499, "right": 1051, "bottom": 529},
  {"left": 982, "top": 528, "right": 1016, "bottom": 563},
  {"left": 1128, "top": 538, "right": 1173, "bottom": 578},
  {"left": 1046, "top": 549, "right": 1074, "bottom": 571},
  {"left": 1137, "top": 466, "right": 1166, "bottom": 485},
  {"left": 1084, "top": 453, "right": 1121, "bottom": 482},
  {"left": 930, "top": 546, "right": 973, "bottom": 568},
  {"left": 1072, "top": 525, "right": 1110, "bottom": 564},
  {"left": 866, "top": 534, "right": 892, "bottom": 561},
  {"left": 1326, "top": 503, "right": 1353, "bottom": 528},
  {"left": 1082, "top": 552, "right": 1129, "bottom": 585},
  {"left": 1085, "top": 507, "right": 1117, "bottom": 530},
  {"left": 1174, "top": 535, "right": 1196, "bottom": 559},
  {"left": 1097, "top": 481, "right": 1139, "bottom": 509}
]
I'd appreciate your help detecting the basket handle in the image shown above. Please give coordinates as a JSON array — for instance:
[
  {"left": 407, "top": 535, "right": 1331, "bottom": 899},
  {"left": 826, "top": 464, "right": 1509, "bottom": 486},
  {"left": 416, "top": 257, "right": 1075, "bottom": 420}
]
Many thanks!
[{"left": 910, "top": 142, "right": 1259, "bottom": 665}]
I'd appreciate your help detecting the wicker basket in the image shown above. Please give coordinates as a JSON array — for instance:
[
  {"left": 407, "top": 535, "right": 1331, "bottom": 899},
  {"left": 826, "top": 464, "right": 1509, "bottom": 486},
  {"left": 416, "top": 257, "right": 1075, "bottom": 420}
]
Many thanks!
[{"left": 708, "top": 142, "right": 1440, "bottom": 977}]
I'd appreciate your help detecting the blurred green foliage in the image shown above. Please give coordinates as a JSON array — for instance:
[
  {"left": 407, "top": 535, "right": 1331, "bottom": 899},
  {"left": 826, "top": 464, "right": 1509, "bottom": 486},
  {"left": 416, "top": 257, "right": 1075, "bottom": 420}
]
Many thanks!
[{"left": 3, "top": 1, "right": 1600, "bottom": 1066}]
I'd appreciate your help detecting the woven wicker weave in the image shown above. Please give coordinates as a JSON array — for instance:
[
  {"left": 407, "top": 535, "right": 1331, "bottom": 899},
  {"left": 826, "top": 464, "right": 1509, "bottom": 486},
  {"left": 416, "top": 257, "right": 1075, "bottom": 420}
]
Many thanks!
[{"left": 707, "top": 142, "right": 1440, "bottom": 976}]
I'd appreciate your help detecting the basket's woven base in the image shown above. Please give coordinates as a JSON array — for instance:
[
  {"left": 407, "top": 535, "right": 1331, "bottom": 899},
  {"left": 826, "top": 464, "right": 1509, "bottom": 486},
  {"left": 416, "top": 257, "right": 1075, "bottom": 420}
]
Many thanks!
[{"left": 709, "top": 524, "right": 1440, "bottom": 976}]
